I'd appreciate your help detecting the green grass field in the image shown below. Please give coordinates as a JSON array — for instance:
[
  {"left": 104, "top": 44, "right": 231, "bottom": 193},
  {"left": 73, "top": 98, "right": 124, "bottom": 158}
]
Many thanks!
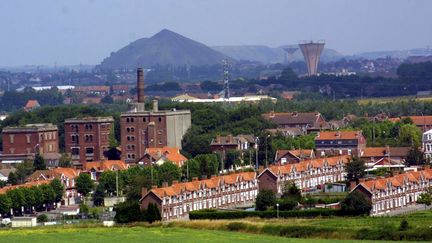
[
  {"left": 0, "top": 226, "right": 419, "bottom": 243},
  {"left": 1, "top": 211, "right": 431, "bottom": 242}
]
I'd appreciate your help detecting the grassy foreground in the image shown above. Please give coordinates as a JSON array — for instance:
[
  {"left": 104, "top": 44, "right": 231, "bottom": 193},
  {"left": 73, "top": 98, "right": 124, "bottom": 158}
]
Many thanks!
[{"left": 0, "top": 226, "right": 417, "bottom": 243}]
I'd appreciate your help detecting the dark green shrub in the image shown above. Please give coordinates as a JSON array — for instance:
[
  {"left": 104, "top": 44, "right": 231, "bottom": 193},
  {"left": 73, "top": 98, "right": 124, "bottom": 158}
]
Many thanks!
[
  {"left": 276, "top": 198, "right": 298, "bottom": 211},
  {"left": 37, "top": 214, "right": 48, "bottom": 223},
  {"left": 340, "top": 191, "right": 372, "bottom": 216},
  {"left": 227, "top": 222, "right": 247, "bottom": 231},
  {"left": 399, "top": 219, "right": 409, "bottom": 231},
  {"left": 144, "top": 203, "right": 161, "bottom": 223},
  {"left": 114, "top": 201, "right": 144, "bottom": 223},
  {"left": 255, "top": 190, "right": 276, "bottom": 211},
  {"left": 189, "top": 208, "right": 339, "bottom": 220}
]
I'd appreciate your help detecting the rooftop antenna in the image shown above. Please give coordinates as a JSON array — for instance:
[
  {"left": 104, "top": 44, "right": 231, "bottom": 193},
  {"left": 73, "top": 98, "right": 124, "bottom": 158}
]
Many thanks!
[{"left": 222, "top": 59, "right": 230, "bottom": 101}]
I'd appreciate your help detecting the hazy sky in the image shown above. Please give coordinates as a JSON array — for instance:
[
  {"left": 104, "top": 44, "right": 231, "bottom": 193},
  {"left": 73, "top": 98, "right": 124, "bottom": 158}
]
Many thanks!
[{"left": 0, "top": 0, "right": 431, "bottom": 66}]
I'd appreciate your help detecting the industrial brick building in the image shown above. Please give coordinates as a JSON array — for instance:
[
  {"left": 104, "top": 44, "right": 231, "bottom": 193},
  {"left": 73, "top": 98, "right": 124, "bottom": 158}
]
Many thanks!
[
  {"left": 1, "top": 123, "right": 59, "bottom": 164},
  {"left": 64, "top": 117, "right": 114, "bottom": 167},
  {"left": 120, "top": 68, "right": 191, "bottom": 163}
]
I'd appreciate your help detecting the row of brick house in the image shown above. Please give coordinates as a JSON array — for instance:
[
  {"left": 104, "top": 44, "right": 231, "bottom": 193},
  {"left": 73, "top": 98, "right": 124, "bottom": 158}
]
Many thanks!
[
  {"left": 352, "top": 169, "right": 432, "bottom": 215},
  {"left": 140, "top": 172, "right": 258, "bottom": 221},
  {"left": 139, "top": 156, "right": 349, "bottom": 220},
  {"left": 257, "top": 156, "right": 350, "bottom": 194}
]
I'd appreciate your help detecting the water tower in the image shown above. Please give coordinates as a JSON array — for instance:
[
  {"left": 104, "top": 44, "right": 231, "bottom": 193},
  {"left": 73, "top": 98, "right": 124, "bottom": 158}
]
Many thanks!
[
  {"left": 299, "top": 41, "right": 325, "bottom": 76},
  {"left": 283, "top": 47, "right": 298, "bottom": 64}
]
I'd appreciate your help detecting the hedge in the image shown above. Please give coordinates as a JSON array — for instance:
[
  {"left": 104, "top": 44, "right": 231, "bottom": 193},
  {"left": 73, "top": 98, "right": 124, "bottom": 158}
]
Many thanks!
[{"left": 189, "top": 208, "right": 339, "bottom": 220}]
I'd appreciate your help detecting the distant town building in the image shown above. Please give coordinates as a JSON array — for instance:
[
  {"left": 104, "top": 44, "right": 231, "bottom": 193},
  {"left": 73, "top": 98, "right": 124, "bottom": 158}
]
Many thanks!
[
  {"left": 263, "top": 111, "right": 328, "bottom": 133},
  {"left": 120, "top": 68, "right": 191, "bottom": 164},
  {"left": 315, "top": 131, "right": 366, "bottom": 158},
  {"left": 172, "top": 95, "right": 276, "bottom": 103},
  {"left": 64, "top": 117, "right": 114, "bottom": 168},
  {"left": 73, "top": 85, "right": 110, "bottom": 96},
  {"left": 23, "top": 100, "right": 40, "bottom": 112},
  {"left": 210, "top": 134, "right": 257, "bottom": 153},
  {"left": 1, "top": 123, "right": 58, "bottom": 164}
]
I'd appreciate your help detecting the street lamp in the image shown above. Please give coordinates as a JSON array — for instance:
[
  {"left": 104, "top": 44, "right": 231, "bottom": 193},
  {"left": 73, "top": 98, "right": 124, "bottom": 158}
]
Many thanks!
[
  {"left": 276, "top": 203, "right": 279, "bottom": 219},
  {"left": 255, "top": 137, "right": 259, "bottom": 170}
]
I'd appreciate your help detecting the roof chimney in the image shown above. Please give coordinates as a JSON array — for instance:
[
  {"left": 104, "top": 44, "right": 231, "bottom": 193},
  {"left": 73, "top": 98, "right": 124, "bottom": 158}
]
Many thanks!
[
  {"left": 162, "top": 181, "right": 168, "bottom": 187},
  {"left": 172, "top": 180, "right": 179, "bottom": 185},
  {"left": 153, "top": 99, "right": 158, "bottom": 112},
  {"left": 192, "top": 177, "right": 198, "bottom": 181},
  {"left": 141, "top": 187, "right": 148, "bottom": 197},
  {"left": 137, "top": 68, "right": 145, "bottom": 103}
]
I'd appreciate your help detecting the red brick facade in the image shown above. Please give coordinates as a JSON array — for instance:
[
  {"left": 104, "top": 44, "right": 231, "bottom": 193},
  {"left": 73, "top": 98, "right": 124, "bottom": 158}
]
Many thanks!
[
  {"left": 1, "top": 123, "right": 58, "bottom": 161},
  {"left": 64, "top": 117, "right": 114, "bottom": 167}
]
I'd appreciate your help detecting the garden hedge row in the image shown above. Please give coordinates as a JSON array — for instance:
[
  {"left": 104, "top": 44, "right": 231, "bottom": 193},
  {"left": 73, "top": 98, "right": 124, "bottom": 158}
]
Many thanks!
[{"left": 189, "top": 208, "right": 340, "bottom": 220}]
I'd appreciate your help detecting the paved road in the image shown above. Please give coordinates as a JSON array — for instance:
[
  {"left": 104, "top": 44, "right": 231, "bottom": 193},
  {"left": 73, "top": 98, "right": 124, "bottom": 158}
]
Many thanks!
[{"left": 375, "top": 204, "right": 432, "bottom": 216}]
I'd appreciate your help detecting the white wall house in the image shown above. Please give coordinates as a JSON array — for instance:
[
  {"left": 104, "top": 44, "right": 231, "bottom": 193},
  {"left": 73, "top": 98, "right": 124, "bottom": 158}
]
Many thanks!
[{"left": 422, "top": 129, "right": 432, "bottom": 159}]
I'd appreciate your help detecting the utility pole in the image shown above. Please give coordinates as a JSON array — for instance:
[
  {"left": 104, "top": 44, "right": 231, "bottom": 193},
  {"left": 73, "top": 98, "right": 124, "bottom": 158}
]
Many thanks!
[
  {"left": 116, "top": 169, "right": 119, "bottom": 197},
  {"left": 255, "top": 137, "right": 259, "bottom": 170}
]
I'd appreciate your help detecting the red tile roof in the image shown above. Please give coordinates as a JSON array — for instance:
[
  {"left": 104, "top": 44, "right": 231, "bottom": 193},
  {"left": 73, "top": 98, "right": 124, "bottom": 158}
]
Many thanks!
[
  {"left": 144, "top": 171, "right": 256, "bottom": 199},
  {"left": 83, "top": 160, "right": 129, "bottom": 172},
  {"left": 146, "top": 147, "right": 187, "bottom": 167},
  {"left": 316, "top": 131, "right": 363, "bottom": 140},
  {"left": 0, "top": 180, "right": 51, "bottom": 194}
]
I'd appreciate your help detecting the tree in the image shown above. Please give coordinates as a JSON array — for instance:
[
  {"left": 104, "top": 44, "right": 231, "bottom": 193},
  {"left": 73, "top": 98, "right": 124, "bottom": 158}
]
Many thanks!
[
  {"left": 50, "top": 178, "right": 64, "bottom": 204},
  {"left": 21, "top": 187, "right": 35, "bottom": 213},
  {"left": 0, "top": 194, "right": 12, "bottom": 217},
  {"left": 15, "top": 160, "right": 34, "bottom": 184},
  {"left": 58, "top": 153, "right": 72, "bottom": 168},
  {"left": 405, "top": 146, "right": 425, "bottom": 166},
  {"left": 398, "top": 124, "right": 421, "bottom": 147},
  {"left": 417, "top": 188, "right": 432, "bottom": 209},
  {"left": 92, "top": 183, "right": 105, "bottom": 206},
  {"left": 345, "top": 156, "right": 366, "bottom": 184},
  {"left": 340, "top": 191, "right": 372, "bottom": 216},
  {"left": 144, "top": 203, "right": 161, "bottom": 223},
  {"left": 76, "top": 173, "right": 94, "bottom": 197},
  {"left": 225, "top": 150, "right": 242, "bottom": 169},
  {"left": 40, "top": 184, "right": 56, "bottom": 210},
  {"left": 101, "top": 95, "right": 114, "bottom": 104},
  {"left": 281, "top": 181, "right": 301, "bottom": 201},
  {"left": 31, "top": 186, "right": 44, "bottom": 211},
  {"left": 6, "top": 189, "right": 25, "bottom": 215},
  {"left": 34, "top": 153, "right": 47, "bottom": 170},
  {"left": 7, "top": 172, "right": 18, "bottom": 185},
  {"left": 255, "top": 190, "right": 276, "bottom": 211},
  {"left": 98, "top": 171, "right": 122, "bottom": 196},
  {"left": 156, "top": 162, "right": 181, "bottom": 186}
]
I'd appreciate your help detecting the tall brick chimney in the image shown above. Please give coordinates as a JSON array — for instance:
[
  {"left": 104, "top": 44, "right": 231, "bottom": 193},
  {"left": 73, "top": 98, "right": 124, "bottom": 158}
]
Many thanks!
[{"left": 137, "top": 68, "right": 145, "bottom": 103}]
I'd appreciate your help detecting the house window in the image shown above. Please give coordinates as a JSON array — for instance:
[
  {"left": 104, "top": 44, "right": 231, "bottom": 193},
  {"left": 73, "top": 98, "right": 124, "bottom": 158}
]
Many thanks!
[
  {"left": 158, "top": 130, "right": 163, "bottom": 135},
  {"left": 70, "top": 125, "right": 79, "bottom": 132},
  {"left": 158, "top": 117, "right": 162, "bottom": 122},
  {"left": 85, "top": 124, "right": 93, "bottom": 130},
  {"left": 86, "top": 147, "right": 94, "bottom": 154},
  {"left": 72, "top": 147, "right": 79, "bottom": 155},
  {"left": 143, "top": 117, "right": 147, "bottom": 122},
  {"left": 49, "top": 144, "right": 53, "bottom": 152},
  {"left": 9, "top": 135, "right": 14, "bottom": 144},
  {"left": 321, "top": 151, "right": 325, "bottom": 157},
  {"left": 26, "top": 134, "right": 31, "bottom": 143},
  {"left": 158, "top": 140, "right": 162, "bottom": 145},
  {"left": 72, "top": 135, "right": 79, "bottom": 143},
  {"left": 348, "top": 149, "right": 352, "bottom": 155},
  {"left": 85, "top": 135, "right": 93, "bottom": 142},
  {"left": 281, "top": 158, "right": 287, "bottom": 164}
]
